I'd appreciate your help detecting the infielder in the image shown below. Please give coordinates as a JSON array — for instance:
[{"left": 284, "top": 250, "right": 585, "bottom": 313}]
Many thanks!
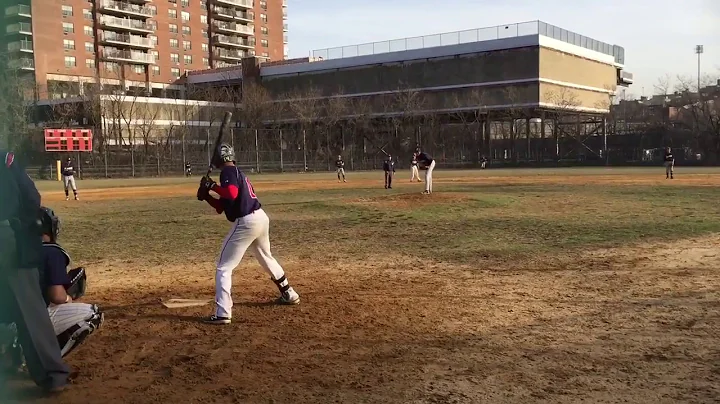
[
  {"left": 664, "top": 147, "right": 674, "bottom": 179},
  {"left": 335, "top": 155, "right": 346, "bottom": 182},
  {"left": 383, "top": 154, "right": 395, "bottom": 189},
  {"left": 410, "top": 153, "right": 422, "bottom": 182},
  {"left": 416, "top": 147, "right": 436, "bottom": 194},
  {"left": 197, "top": 144, "right": 300, "bottom": 325},
  {"left": 39, "top": 207, "right": 104, "bottom": 357},
  {"left": 61, "top": 157, "right": 79, "bottom": 201}
]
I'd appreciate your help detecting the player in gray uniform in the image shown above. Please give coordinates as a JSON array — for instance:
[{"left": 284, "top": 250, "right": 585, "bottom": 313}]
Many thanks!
[
  {"left": 61, "top": 158, "right": 79, "bottom": 201},
  {"left": 335, "top": 155, "right": 346, "bottom": 182},
  {"left": 0, "top": 151, "right": 73, "bottom": 394}
]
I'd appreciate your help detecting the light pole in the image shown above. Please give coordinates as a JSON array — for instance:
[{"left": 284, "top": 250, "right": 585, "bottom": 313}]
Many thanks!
[{"left": 695, "top": 45, "right": 703, "bottom": 96}]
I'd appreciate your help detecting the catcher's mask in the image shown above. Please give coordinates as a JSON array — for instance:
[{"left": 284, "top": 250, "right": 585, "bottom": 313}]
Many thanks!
[
  {"left": 39, "top": 206, "right": 61, "bottom": 242},
  {"left": 212, "top": 143, "right": 235, "bottom": 168}
]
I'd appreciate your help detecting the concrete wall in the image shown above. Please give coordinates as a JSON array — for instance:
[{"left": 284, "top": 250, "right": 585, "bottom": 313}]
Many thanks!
[
  {"left": 539, "top": 48, "right": 616, "bottom": 91},
  {"left": 539, "top": 83, "right": 610, "bottom": 111}
]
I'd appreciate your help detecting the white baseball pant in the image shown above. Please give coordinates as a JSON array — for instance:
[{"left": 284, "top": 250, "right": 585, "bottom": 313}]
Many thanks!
[
  {"left": 63, "top": 175, "right": 77, "bottom": 192},
  {"left": 215, "top": 209, "right": 285, "bottom": 318},
  {"left": 337, "top": 168, "right": 345, "bottom": 180},
  {"left": 424, "top": 160, "right": 436, "bottom": 192},
  {"left": 48, "top": 302, "right": 102, "bottom": 357},
  {"left": 411, "top": 165, "right": 421, "bottom": 181}
]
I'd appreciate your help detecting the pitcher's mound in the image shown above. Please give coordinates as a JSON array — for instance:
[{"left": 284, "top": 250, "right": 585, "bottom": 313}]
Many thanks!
[{"left": 351, "top": 192, "right": 469, "bottom": 208}]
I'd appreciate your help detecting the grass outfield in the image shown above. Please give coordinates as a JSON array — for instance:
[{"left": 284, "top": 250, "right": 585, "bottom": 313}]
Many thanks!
[{"left": 11, "top": 168, "right": 720, "bottom": 403}]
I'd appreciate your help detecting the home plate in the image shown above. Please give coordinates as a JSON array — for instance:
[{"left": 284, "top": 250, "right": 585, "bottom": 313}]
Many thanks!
[{"left": 162, "top": 299, "right": 212, "bottom": 308}]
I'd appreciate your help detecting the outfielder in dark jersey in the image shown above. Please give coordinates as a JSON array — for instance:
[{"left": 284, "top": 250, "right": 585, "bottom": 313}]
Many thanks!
[
  {"left": 199, "top": 143, "right": 300, "bottom": 325},
  {"left": 383, "top": 155, "right": 396, "bottom": 189},
  {"left": 664, "top": 147, "right": 674, "bottom": 179},
  {"left": 335, "top": 155, "right": 346, "bottom": 182},
  {"left": 61, "top": 158, "right": 78, "bottom": 201}
]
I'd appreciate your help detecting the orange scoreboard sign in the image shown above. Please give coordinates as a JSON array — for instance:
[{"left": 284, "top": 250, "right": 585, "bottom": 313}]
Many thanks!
[{"left": 44, "top": 129, "right": 93, "bottom": 152}]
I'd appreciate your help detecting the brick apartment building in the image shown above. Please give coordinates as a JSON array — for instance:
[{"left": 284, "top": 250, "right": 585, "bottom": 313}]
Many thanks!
[{"left": 2, "top": 0, "right": 287, "bottom": 99}]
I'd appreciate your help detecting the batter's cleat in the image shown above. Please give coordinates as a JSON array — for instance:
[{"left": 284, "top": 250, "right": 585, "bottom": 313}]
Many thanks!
[
  {"left": 74, "top": 196, "right": 79, "bottom": 201},
  {"left": 203, "top": 315, "right": 231, "bottom": 325},
  {"left": 65, "top": 196, "right": 69, "bottom": 201},
  {"left": 422, "top": 191, "right": 430, "bottom": 194},
  {"left": 343, "top": 179, "right": 347, "bottom": 182},
  {"left": 277, "top": 287, "right": 300, "bottom": 305}
]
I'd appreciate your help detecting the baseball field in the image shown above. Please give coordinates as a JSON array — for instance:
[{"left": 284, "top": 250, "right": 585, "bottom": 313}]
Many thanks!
[{"left": 11, "top": 167, "right": 720, "bottom": 403}]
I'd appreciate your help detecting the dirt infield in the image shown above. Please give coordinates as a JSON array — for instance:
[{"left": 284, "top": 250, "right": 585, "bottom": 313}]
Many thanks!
[{"left": 8, "top": 169, "right": 720, "bottom": 403}]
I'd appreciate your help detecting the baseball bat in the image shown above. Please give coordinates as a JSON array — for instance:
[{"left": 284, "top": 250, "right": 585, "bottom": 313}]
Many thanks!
[{"left": 206, "top": 111, "right": 233, "bottom": 177}]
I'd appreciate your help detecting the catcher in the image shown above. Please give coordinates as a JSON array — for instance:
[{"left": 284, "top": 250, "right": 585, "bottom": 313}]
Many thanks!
[{"left": 39, "top": 207, "right": 104, "bottom": 357}]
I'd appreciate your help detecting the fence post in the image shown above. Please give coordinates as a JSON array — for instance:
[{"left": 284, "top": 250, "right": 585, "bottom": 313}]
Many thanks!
[
  {"left": 255, "top": 129, "right": 260, "bottom": 173},
  {"left": 181, "top": 131, "right": 186, "bottom": 172},
  {"left": 103, "top": 143, "right": 108, "bottom": 178},
  {"left": 206, "top": 128, "right": 211, "bottom": 167},
  {"left": 156, "top": 142, "right": 160, "bottom": 177},
  {"left": 279, "top": 129, "right": 284, "bottom": 172},
  {"left": 302, "top": 129, "right": 307, "bottom": 171},
  {"left": 130, "top": 133, "right": 136, "bottom": 178}
]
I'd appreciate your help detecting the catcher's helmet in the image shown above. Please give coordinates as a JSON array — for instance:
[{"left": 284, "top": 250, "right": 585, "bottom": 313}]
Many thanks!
[
  {"left": 39, "top": 206, "right": 61, "bottom": 241},
  {"left": 212, "top": 143, "right": 235, "bottom": 168}
]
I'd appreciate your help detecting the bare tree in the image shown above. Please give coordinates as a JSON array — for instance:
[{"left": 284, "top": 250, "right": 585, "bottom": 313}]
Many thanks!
[
  {"left": 674, "top": 74, "right": 720, "bottom": 161},
  {"left": 0, "top": 55, "right": 35, "bottom": 151},
  {"left": 654, "top": 74, "right": 673, "bottom": 96},
  {"left": 286, "top": 87, "right": 321, "bottom": 170},
  {"left": 450, "top": 88, "right": 488, "bottom": 164},
  {"left": 320, "top": 94, "right": 348, "bottom": 169}
]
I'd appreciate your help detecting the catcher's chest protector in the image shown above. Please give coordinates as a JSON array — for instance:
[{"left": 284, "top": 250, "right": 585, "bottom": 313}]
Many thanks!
[{"left": 43, "top": 243, "right": 71, "bottom": 267}]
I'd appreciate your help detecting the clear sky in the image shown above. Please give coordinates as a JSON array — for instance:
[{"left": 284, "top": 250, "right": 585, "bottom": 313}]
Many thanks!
[{"left": 286, "top": 0, "right": 720, "bottom": 97}]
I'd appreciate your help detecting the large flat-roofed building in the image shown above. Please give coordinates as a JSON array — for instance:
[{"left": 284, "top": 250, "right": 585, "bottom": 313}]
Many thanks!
[{"left": 251, "top": 20, "right": 632, "bottom": 116}]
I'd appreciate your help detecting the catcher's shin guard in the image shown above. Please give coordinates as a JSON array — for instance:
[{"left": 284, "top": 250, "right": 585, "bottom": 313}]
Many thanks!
[{"left": 56, "top": 305, "right": 104, "bottom": 358}]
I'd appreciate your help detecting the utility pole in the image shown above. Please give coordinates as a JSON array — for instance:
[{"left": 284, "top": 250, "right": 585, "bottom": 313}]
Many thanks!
[{"left": 695, "top": 45, "right": 703, "bottom": 96}]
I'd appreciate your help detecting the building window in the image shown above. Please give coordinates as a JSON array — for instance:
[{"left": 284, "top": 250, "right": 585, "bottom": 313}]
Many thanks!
[
  {"left": 203, "top": 57, "right": 209, "bottom": 66},
  {"left": 260, "top": 0, "right": 267, "bottom": 9},
  {"left": 63, "top": 39, "right": 75, "bottom": 50},
  {"left": 202, "top": 30, "right": 208, "bottom": 38},
  {"left": 181, "top": 11, "right": 190, "bottom": 23},
  {"left": 86, "top": 59, "right": 95, "bottom": 69},
  {"left": 181, "top": 0, "right": 189, "bottom": 6},
  {"left": 200, "top": 15, "right": 207, "bottom": 24},
  {"left": 64, "top": 56, "right": 76, "bottom": 67},
  {"left": 170, "top": 53, "right": 179, "bottom": 64},
  {"left": 132, "top": 65, "right": 144, "bottom": 74},
  {"left": 170, "top": 38, "right": 178, "bottom": 48},
  {"left": 182, "top": 26, "right": 191, "bottom": 35},
  {"left": 261, "top": 26, "right": 268, "bottom": 35},
  {"left": 168, "top": 9, "right": 177, "bottom": 19},
  {"left": 171, "top": 67, "right": 180, "bottom": 77},
  {"left": 201, "top": 43, "right": 209, "bottom": 52},
  {"left": 183, "top": 55, "right": 192, "bottom": 64},
  {"left": 183, "top": 40, "right": 191, "bottom": 51},
  {"left": 260, "top": 13, "right": 267, "bottom": 23},
  {"left": 150, "top": 35, "right": 158, "bottom": 45},
  {"left": 83, "top": 9, "right": 92, "bottom": 20},
  {"left": 85, "top": 42, "right": 93, "bottom": 52},
  {"left": 62, "top": 22, "right": 74, "bottom": 33},
  {"left": 62, "top": 5, "right": 73, "bottom": 17},
  {"left": 200, "top": 0, "right": 206, "bottom": 7},
  {"left": 261, "top": 39, "right": 268, "bottom": 48},
  {"left": 152, "top": 66, "right": 160, "bottom": 75},
  {"left": 169, "top": 24, "right": 178, "bottom": 33},
  {"left": 84, "top": 26, "right": 93, "bottom": 37},
  {"left": 105, "top": 62, "right": 118, "bottom": 72},
  {"left": 149, "top": 5, "right": 157, "bottom": 15}
]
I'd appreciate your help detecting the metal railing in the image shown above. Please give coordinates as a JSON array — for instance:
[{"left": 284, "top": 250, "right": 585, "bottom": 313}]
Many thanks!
[
  {"left": 7, "top": 39, "right": 33, "bottom": 52},
  {"left": 212, "top": 6, "right": 253, "bottom": 20},
  {"left": 8, "top": 58, "right": 34, "bottom": 69},
  {"left": 215, "top": 0, "right": 253, "bottom": 8},
  {"left": 214, "top": 48, "right": 247, "bottom": 59},
  {"left": 102, "top": 48, "right": 156, "bottom": 63},
  {"left": 99, "top": 0, "right": 153, "bottom": 18},
  {"left": 214, "top": 34, "right": 254, "bottom": 47},
  {"left": 6, "top": 22, "right": 32, "bottom": 34},
  {"left": 100, "top": 15, "right": 153, "bottom": 31},
  {"left": 5, "top": 4, "right": 31, "bottom": 17},
  {"left": 101, "top": 31, "right": 152, "bottom": 47},
  {"left": 213, "top": 21, "right": 254, "bottom": 35},
  {"left": 312, "top": 20, "right": 625, "bottom": 64}
]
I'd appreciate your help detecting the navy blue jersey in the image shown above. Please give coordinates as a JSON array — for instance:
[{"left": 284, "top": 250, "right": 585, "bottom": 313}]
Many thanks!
[
  {"left": 417, "top": 152, "right": 433, "bottom": 166},
  {"left": 219, "top": 165, "right": 261, "bottom": 221},
  {"left": 335, "top": 159, "right": 344, "bottom": 168},
  {"left": 411, "top": 156, "right": 418, "bottom": 166},
  {"left": 62, "top": 160, "right": 74, "bottom": 176},
  {"left": 664, "top": 151, "right": 674, "bottom": 162},
  {"left": 383, "top": 159, "right": 396, "bottom": 172},
  {"left": 41, "top": 243, "right": 72, "bottom": 306}
]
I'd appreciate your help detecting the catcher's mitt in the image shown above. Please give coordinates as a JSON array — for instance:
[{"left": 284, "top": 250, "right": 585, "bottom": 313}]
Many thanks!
[{"left": 66, "top": 267, "right": 87, "bottom": 300}]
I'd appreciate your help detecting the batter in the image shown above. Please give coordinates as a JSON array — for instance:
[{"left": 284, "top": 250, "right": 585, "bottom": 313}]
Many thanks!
[{"left": 198, "top": 144, "right": 300, "bottom": 325}]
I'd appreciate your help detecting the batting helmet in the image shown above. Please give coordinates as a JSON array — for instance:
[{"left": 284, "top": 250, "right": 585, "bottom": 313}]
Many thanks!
[
  {"left": 212, "top": 143, "right": 235, "bottom": 168},
  {"left": 39, "top": 206, "right": 61, "bottom": 242}
]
